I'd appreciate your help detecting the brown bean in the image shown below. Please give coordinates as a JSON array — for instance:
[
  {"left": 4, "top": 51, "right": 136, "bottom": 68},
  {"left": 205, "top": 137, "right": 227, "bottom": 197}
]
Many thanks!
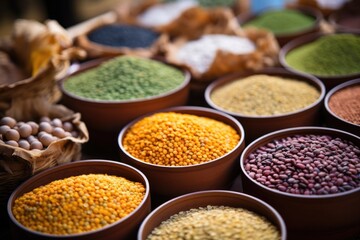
[{"left": 5, "top": 129, "right": 20, "bottom": 141}]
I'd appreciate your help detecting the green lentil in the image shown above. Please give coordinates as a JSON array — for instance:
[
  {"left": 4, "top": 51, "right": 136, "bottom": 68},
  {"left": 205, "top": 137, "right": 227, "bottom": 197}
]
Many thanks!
[
  {"left": 147, "top": 205, "right": 280, "bottom": 240},
  {"left": 12, "top": 174, "right": 145, "bottom": 235},
  {"left": 285, "top": 34, "right": 360, "bottom": 77},
  {"left": 210, "top": 74, "right": 320, "bottom": 116},
  {"left": 123, "top": 112, "right": 240, "bottom": 166},
  {"left": 244, "top": 9, "right": 315, "bottom": 36},
  {"left": 63, "top": 56, "right": 184, "bottom": 101}
]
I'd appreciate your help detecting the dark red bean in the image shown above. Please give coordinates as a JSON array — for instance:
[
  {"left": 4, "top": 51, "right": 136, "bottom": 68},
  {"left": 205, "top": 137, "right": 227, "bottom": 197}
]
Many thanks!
[{"left": 244, "top": 134, "right": 360, "bottom": 195}]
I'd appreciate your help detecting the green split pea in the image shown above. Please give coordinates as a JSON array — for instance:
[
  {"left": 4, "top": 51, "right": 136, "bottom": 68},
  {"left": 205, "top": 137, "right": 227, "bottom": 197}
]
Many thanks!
[
  {"left": 285, "top": 34, "right": 360, "bottom": 77},
  {"left": 63, "top": 56, "right": 184, "bottom": 101},
  {"left": 244, "top": 9, "right": 315, "bottom": 36}
]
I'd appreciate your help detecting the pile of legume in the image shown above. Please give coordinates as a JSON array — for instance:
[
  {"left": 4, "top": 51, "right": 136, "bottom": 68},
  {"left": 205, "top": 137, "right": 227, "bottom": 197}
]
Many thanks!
[
  {"left": 176, "top": 34, "right": 256, "bottom": 74},
  {"left": 244, "top": 9, "right": 315, "bottom": 36},
  {"left": 12, "top": 174, "right": 145, "bottom": 235},
  {"left": 147, "top": 205, "right": 280, "bottom": 240},
  {"left": 328, "top": 84, "right": 360, "bottom": 125},
  {"left": 87, "top": 24, "right": 160, "bottom": 48},
  {"left": 63, "top": 56, "right": 184, "bottom": 101},
  {"left": 0, "top": 116, "right": 78, "bottom": 150},
  {"left": 210, "top": 74, "right": 320, "bottom": 116},
  {"left": 122, "top": 112, "right": 240, "bottom": 166},
  {"left": 137, "top": 0, "right": 198, "bottom": 27},
  {"left": 244, "top": 134, "right": 360, "bottom": 195},
  {"left": 285, "top": 34, "right": 360, "bottom": 77}
]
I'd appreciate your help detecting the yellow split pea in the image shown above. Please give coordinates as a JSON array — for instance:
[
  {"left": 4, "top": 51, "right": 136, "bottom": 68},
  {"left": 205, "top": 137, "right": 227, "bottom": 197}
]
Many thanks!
[
  {"left": 12, "top": 174, "right": 145, "bottom": 235},
  {"left": 122, "top": 112, "right": 240, "bottom": 166}
]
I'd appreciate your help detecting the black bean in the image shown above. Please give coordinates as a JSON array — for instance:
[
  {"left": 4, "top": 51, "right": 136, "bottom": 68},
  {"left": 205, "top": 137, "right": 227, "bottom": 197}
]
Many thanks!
[{"left": 87, "top": 24, "right": 159, "bottom": 49}]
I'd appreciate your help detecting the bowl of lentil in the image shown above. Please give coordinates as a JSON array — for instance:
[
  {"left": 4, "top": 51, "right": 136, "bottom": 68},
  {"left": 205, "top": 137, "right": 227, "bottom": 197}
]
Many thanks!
[
  {"left": 280, "top": 32, "right": 360, "bottom": 90},
  {"left": 205, "top": 68, "right": 325, "bottom": 143},
  {"left": 118, "top": 106, "right": 245, "bottom": 199},
  {"left": 239, "top": 126, "right": 360, "bottom": 240},
  {"left": 324, "top": 78, "right": 360, "bottom": 136},
  {"left": 240, "top": 5, "right": 322, "bottom": 46},
  {"left": 138, "top": 190, "right": 286, "bottom": 240},
  {"left": 7, "top": 159, "right": 151, "bottom": 240},
  {"left": 59, "top": 55, "right": 190, "bottom": 153}
]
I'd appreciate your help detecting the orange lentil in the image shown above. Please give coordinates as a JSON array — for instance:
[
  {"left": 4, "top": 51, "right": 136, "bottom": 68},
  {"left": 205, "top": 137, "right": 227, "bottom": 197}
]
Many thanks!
[
  {"left": 122, "top": 112, "right": 240, "bottom": 166},
  {"left": 12, "top": 174, "right": 145, "bottom": 235}
]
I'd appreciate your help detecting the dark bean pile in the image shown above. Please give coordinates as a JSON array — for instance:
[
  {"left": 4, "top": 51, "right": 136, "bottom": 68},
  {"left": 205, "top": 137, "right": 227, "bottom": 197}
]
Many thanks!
[
  {"left": 244, "top": 134, "right": 360, "bottom": 195},
  {"left": 87, "top": 24, "right": 160, "bottom": 48}
]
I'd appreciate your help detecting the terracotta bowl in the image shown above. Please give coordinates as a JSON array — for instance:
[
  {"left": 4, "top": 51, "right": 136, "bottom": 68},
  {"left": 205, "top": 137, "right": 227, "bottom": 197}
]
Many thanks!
[
  {"left": 138, "top": 190, "right": 287, "bottom": 240},
  {"left": 239, "top": 127, "right": 360, "bottom": 240},
  {"left": 280, "top": 32, "right": 360, "bottom": 90},
  {"left": 205, "top": 68, "right": 325, "bottom": 143},
  {"left": 75, "top": 23, "right": 163, "bottom": 59},
  {"left": 118, "top": 106, "right": 245, "bottom": 199},
  {"left": 324, "top": 78, "right": 360, "bottom": 136},
  {"left": 239, "top": 5, "right": 322, "bottom": 46},
  {"left": 59, "top": 57, "right": 190, "bottom": 154},
  {"left": 7, "top": 160, "right": 151, "bottom": 240}
]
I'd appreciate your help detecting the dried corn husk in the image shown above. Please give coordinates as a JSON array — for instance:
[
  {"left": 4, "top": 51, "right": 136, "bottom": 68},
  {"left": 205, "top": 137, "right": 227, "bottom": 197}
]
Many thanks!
[
  {"left": 164, "top": 27, "right": 279, "bottom": 81},
  {"left": 0, "top": 19, "right": 86, "bottom": 104},
  {"left": 0, "top": 104, "right": 89, "bottom": 206}
]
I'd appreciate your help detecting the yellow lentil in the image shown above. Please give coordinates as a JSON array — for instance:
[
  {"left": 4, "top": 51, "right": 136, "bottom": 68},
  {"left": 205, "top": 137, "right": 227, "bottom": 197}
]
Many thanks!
[
  {"left": 210, "top": 74, "right": 320, "bottom": 116},
  {"left": 12, "top": 174, "right": 145, "bottom": 235},
  {"left": 147, "top": 205, "right": 280, "bottom": 240},
  {"left": 123, "top": 112, "right": 240, "bottom": 166}
]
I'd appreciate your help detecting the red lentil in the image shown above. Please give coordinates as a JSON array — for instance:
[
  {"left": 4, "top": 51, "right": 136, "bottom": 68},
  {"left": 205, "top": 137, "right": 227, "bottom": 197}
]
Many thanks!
[
  {"left": 122, "top": 112, "right": 240, "bottom": 166},
  {"left": 328, "top": 84, "right": 360, "bottom": 125},
  {"left": 12, "top": 174, "right": 145, "bottom": 235}
]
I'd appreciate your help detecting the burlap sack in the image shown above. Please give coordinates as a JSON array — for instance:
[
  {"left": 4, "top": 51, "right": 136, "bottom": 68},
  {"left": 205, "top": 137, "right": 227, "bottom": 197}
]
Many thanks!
[
  {"left": 164, "top": 27, "right": 279, "bottom": 82},
  {"left": 0, "top": 104, "right": 89, "bottom": 206},
  {"left": 0, "top": 19, "right": 86, "bottom": 104},
  {"left": 116, "top": 0, "right": 243, "bottom": 39},
  {"left": 0, "top": 19, "right": 88, "bottom": 207}
]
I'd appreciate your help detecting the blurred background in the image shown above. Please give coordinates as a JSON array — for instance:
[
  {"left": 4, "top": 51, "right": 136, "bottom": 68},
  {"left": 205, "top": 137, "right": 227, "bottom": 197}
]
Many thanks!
[
  {"left": 0, "top": 0, "right": 350, "bottom": 36},
  {"left": 0, "top": 0, "right": 121, "bottom": 36}
]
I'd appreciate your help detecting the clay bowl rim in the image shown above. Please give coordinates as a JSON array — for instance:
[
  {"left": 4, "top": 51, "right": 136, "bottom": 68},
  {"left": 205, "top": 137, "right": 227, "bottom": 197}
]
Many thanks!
[
  {"left": 239, "top": 5, "right": 322, "bottom": 38},
  {"left": 279, "top": 32, "right": 360, "bottom": 80},
  {"left": 324, "top": 78, "right": 360, "bottom": 128},
  {"left": 59, "top": 56, "right": 191, "bottom": 104},
  {"left": 138, "top": 190, "right": 287, "bottom": 240},
  {"left": 204, "top": 67, "right": 325, "bottom": 119},
  {"left": 118, "top": 105, "right": 245, "bottom": 170},
  {"left": 7, "top": 159, "right": 151, "bottom": 238},
  {"left": 79, "top": 23, "right": 162, "bottom": 52},
  {"left": 240, "top": 126, "right": 360, "bottom": 199}
]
